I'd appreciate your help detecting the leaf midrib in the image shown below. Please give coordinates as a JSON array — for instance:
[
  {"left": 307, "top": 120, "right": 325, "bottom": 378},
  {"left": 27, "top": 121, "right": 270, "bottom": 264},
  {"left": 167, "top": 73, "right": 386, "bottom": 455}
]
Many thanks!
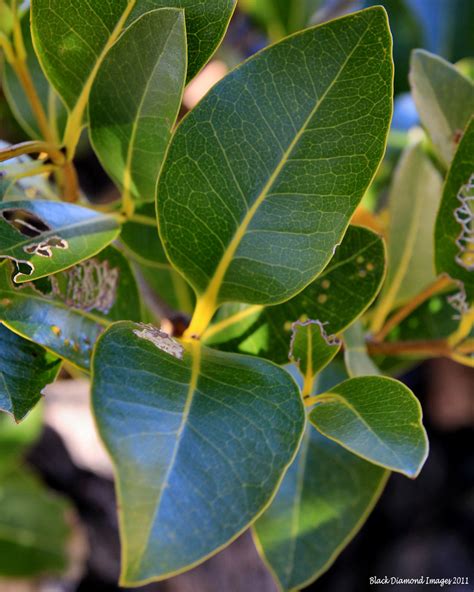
[{"left": 195, "top": 19, "right": 372, "bottom": 313}]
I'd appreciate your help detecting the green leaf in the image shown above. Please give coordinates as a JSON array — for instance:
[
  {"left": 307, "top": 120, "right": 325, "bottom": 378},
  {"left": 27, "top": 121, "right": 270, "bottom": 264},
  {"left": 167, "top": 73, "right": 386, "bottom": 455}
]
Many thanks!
[
  {"left": 0, "top": 323, "right": 60, "bottom": 421},
  {"left": 157, "top": 7, "right": 393, "bottom": 332},
  {"left": 121, "top": 204, "right": 167, "bottom": 265},
  {"left": 31, "top": 0, "right": 235, "bottom": 121},
  {"left": 3, "top": 11, "right": 67, "bottom": 141},
  {"left": 289, "top": 320, "right": 340, "bottom": 382},
  {"left": 309, "top": 376, "right": 429, "bottom": 477},
  {"left": 343, "top": 321, "right": 380, "bottom": 378},
  {"left": 137, "top": 261, "right": 195, "bottom": 315},
  {"left": 205, "top": 226, "right": 386, "bottom": 363},
  {"left": 89, "top": 9, "right": 186, "bottom": 205},
  {"left": 410, "top": 49, "right": 474, "bottom": 166},
  {"left": 371, "top": 143, "right": 442, "bottom": 332},
  {"left": 434, "top": 117, "right": 474, "bottom": 304},
  {"left": 0, "top": 468, "right": 71, "bottom": 577},
  {"left": 0, "top": 200, "right": 120, "bottom": 283},
  {"left": 0, "top": 246, "right": 140, "bottom": 369},
  {"left": 128, "top": 1, "right": 236, "bottom": 83},
  {"left": 253, "top": 425, "right": 387, "bottom": 591},
  {"left": 92, "top": 321, "right": 304, "bottom": 585},
  {"left": 120, "top": 204, "right": 194, "bottom": 313}
]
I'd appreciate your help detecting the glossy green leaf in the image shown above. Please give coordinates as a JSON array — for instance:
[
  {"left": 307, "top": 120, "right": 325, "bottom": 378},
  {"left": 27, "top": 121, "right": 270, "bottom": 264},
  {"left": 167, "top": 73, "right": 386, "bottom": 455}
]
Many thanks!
[
  {"left": 434, "top": 117, "right": 474, "bottom": 304},
  {"left": 0, "top": 200, "right": 120, "bottom": 283},
  {"left": 289, "top": 320, "right": 340, "bottom": 380},
  {"left": 31, "top": 0, "right": 235, "bottom": 114},
  {"left": 0, "top": 246, "right": 140, "bottom": 369},
  {"left": 89, "top": 9, "right": 186, "bottom": 205},
  {"left": 343, "top": 321, "right": 380, "bottom": 377},
  {"left": 410, "top": 49, "right": 474, "bottom": 166},
  {"left": 158, "top": 7, "right": 393, "bottom": 329},
  {"left": 254, "top": 425, "right": 387, "bottom": 591},
  {"left": 204, "top": 226, "right": 385, "bottom": 363},
  {"left": 0, "top": 323, "right": 60, "bottom": 421},
  {"left": 3, "top": 11, "right": 67, "bottom": 141},
  {"left": 128, "top": 0, "right": 236, "bottom": 83},
  {"left": 0, "top": 468, "right": 71, "bottom": 577},
  {"left": 309, "top": 376, "right": 429, "bottom": 477},
  {"left": 92, "top": 321, "right": 304, "bottom": 585},
  {"left": 371, "top": 143, "right": 442, "bottom": 332}
]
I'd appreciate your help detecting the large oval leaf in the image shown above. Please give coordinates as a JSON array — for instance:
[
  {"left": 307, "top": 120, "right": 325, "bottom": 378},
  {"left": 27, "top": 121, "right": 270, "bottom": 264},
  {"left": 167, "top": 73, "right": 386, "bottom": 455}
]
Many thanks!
[
  {"left": 89, "top": 9, "right": 186, "bottom": 205},
  {"left": 410, "top": 49, "right": 474, "bottom": 166},
  {"left": 158, "top": 7, "right": 392, "bottom": 332},
  {"left": 254, "top": 426, "right": 387, "bottom": 591},
  {"left": 204, "top": 226, "right": 385, "bottom": 363},
  {"left": 0, "top": 324, "right": 61, "bottom": 422},
  {"left": 92, "top": 321, "right": 304, "bottom": 585},
  {"left": 309, "top": 376, "right": 429, "bottom": 477},
  {"left": 434, "top": 117, "right": 474, "bottom": 304},
  {"left": 0, "top": 200, "right": 120, "bottom": 282},
  {"left": 0, "top": 246, "right": 140, "bottom": 369}
]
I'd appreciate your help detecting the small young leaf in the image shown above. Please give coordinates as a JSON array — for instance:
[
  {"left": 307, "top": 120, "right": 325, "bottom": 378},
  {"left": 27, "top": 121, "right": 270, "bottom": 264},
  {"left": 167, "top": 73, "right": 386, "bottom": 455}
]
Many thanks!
[
  {"left": 89, "top": 9, "right": 186, "bottom": 205},
  {"left": 158, "top": 7, "right": 392, "bottom": 329},
  {"left": 0, "top": 200, "right": 120, "bottom": 282},
  {"left": 205, "top": 226, "right": 385, "bottom": 363},
  {"left": 0, "top": 468, "right": 71, "bottom": 577},
  {"left": 0, "top": 247, "right": 140, "bottom": 369},
  {"left": 289, "top": 320, "right": 340, "bottom": 380},
  {"left": 410, "top": 49, "right": 474, "bottom": 166},
  {"left": 309, "top": 376, "right": 429, "bottom": 477},
  {"left": 371, "top": 143, "right": 442, "bottom": 332},
  {"left": 434, "top": 117, "right": 474, "bottom": 304},
  {"left": 0, "top": 324, "right": 61, "bottom": 422},
  {"left": 343, "top": 321, "right": 380, "bottom": 378},
  {"left": 2, "top": 11, "right": 67, "bottom": 141},
  {"left": 92, "top": 321, "right": 304, "bottom": 585},
  {"left": 253, "top": 426, "right": 387, "bottom": 592}
]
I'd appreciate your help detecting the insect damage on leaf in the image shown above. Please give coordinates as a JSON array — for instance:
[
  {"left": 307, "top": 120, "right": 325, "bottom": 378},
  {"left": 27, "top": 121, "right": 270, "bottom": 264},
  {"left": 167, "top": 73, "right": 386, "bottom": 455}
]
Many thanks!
[
  {"left": 448, "top": 283, "right": 469, "bottom": 317},
  {"left": 24, "top": 236, "right": 68, "bottom": 258},
  {"left": 454, "top": 174, "right": 474, "bottom": 271},
  {"left": 132, "top": 323, "right": 184, "bottom": 360},
  {"left": 1, "top": 207, "right": 69, "bottom": 265},
  {"left": 15, "top": 257, "right": 120, "bottom": 315},
  {"left": 289, "top": 319, "right": 340, "bottom": 363},
  {"left": 60, "top": 259, "right": 118, "bottom": 314}
]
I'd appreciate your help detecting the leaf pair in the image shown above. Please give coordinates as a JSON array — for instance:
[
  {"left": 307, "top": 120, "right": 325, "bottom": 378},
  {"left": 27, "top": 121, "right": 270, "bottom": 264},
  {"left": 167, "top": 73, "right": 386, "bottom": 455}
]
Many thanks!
[{"left": 30, "top": 1, "right": 236, "bottom": 202}]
